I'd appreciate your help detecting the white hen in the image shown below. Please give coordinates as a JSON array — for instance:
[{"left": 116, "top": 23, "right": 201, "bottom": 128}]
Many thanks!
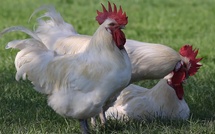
[
  {"left": 105, "top": 76, "right": 190, "bottom": 120},
  {"left": 105, "top": 45, "right": 202, "bottom": 120}
]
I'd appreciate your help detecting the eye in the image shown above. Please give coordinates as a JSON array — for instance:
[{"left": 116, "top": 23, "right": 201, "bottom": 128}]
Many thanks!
[
  {"left": 174, "top": 61, "right": 182, "bottom": 71},
  {"left": 109, "top": 23, "right": 116, "bottom": 26}
]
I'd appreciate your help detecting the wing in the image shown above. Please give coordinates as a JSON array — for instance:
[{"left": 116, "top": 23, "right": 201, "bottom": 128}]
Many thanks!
[{"left": 105, "top": 84, "right": 150, "bottom": 120}]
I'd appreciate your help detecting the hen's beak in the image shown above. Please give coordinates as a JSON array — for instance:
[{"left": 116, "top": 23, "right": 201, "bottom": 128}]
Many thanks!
[
  {"left": 185, "top": 70, "right": 189, "bottom": 79},
  {"left": 120, "top": 25, "right": 125, "bottom": 29}
]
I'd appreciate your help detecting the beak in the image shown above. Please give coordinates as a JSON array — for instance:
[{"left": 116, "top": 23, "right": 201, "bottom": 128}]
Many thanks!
[
  {"left": 120, "top": 25, "right": 125, "bottom": 29},
  {"left": 185, "top": 70, "right": 189, "bottom": 79}
]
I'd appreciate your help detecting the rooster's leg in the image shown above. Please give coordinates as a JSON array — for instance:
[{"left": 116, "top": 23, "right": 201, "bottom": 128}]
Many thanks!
[
  {"left": 79, "top": 119, "right": 89, "bottom": 134},
  {"left": 91, "top": 117, "right": 97, "bottom": 128},
  {"left": 99, "top": 109, "right": 107, "bottom": 127}
]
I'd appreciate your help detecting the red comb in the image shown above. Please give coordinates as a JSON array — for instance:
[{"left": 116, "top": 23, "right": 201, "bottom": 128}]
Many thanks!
[
  {"left": 96, "top": 1, "right": 128, "bottom": 25},
  {"left": 179, "top": 45, "right": 203, "bottom": 76}
]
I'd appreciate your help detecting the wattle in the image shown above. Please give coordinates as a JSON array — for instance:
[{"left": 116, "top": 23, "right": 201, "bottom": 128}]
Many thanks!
[
  {"left": 173, "top": 84, "right": 184, "bottom": 100},
  {"left": 172, "top": 68, "right": 186, "bottom": 100},
  {"left": 112, "top": 29, "right": 126, "bottom": 49}
]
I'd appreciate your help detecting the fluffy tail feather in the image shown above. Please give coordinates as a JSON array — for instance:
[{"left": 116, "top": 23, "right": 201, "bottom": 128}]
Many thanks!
[
  {"left": 1, "top": 26, "right": 54, "bottom": 94},
  {"left": 29, "top": 6, "right": 69, "bottom": 27},
  {"left": 1, "top": 26, "right": 41, "bottom": 43},
  {"left": 29, "top": 5, "right": 78, "bottom": 50}
]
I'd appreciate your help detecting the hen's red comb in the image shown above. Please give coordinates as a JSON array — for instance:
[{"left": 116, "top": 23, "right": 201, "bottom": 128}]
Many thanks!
[
  {"left": 96, "top": 1, "right": 128, "bottom": 25},
  {"left": 179, "top": 45, "right": 203, "bottom": 76}
]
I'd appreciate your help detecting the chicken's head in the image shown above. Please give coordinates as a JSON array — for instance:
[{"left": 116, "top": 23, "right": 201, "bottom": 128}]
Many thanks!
[
  {"left": 179, "top": 45, "right": 203, "bottom": 76},
  {"left": 96, "top": 2, "right": 128, "bottom": 49},
  {"left": 169, "top": 45, "right": 202, "bottom": 100}
]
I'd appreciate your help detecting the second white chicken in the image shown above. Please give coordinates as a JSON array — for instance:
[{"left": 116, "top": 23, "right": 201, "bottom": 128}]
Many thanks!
[{"left": 105, "top": 45, "right": 202, "bottom": 120}]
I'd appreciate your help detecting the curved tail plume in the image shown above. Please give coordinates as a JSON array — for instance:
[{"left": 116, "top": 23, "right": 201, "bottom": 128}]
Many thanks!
[{"left": 0, "top": 26, "right": 41, "bottom": 43}]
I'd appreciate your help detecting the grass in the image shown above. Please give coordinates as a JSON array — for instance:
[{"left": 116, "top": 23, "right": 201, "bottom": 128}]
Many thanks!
[{"left": 0, "top": 0, "right": 215, "bottom": 133}]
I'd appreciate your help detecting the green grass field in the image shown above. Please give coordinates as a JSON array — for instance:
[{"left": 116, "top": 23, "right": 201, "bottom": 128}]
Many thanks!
[{"left": 0, "top": 0, "right": 215, "bottom": 133}]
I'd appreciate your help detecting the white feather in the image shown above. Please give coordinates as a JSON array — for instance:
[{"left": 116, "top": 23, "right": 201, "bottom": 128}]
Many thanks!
[
  {"left": 125, "top": 40, "right": 181, "bottom": 82},
  {"left": 29, "top": 5, "right": 78, "bottom": 51}
]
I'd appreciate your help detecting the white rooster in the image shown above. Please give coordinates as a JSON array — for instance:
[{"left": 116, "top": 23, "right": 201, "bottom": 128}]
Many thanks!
[
  {"left": 23, "top": 6, "right": 197, "bottom": 126},
  {"left": 0, "top": 2, "right": 131, "bottom": 134},
  {"left": 105, "top": 45, "right": 202, "bottom": 120}
]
